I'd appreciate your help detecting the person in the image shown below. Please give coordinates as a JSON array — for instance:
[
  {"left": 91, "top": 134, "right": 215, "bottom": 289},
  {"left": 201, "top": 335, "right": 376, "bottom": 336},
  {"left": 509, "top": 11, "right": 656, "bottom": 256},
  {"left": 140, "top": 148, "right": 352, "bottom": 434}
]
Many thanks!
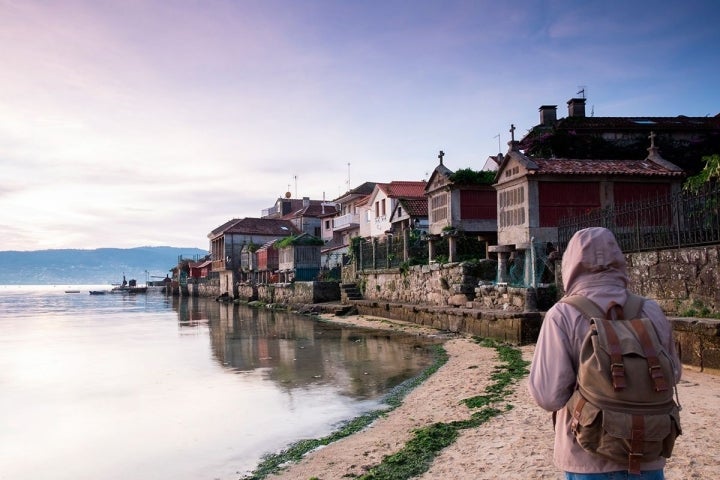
[{"left": 528, "top": 227, "right": 682, "bottom": 480}]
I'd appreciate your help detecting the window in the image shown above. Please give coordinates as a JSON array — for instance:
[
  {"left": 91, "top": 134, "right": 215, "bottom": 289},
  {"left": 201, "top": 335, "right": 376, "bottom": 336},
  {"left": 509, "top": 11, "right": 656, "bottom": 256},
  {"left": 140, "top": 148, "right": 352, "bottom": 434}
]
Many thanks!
[
  {"left": 431, "top": 193, "right": 448, "bottom": 222},
  {"left": 381, "top": 199, "right": 386, "bottom": 216},
  {"left": 498, "top": 186, "right": 526, "bottom": 227}
]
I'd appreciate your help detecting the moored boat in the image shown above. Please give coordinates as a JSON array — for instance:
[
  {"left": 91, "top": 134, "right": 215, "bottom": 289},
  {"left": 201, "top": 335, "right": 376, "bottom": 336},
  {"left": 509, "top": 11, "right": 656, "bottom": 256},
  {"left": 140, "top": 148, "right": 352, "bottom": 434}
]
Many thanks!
[
  {"left": 110, "top": 285, "right": 148, "bottom": 294},
  {"left": 110, "top": 275, "right": 148, "bottom": 294}
]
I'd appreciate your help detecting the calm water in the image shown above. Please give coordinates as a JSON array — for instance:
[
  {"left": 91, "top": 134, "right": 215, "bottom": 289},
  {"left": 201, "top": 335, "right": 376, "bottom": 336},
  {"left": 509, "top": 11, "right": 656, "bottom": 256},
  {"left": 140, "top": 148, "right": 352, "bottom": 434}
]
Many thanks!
[{"left": 0, "top": 286, "right": 437, "bottom": 480}]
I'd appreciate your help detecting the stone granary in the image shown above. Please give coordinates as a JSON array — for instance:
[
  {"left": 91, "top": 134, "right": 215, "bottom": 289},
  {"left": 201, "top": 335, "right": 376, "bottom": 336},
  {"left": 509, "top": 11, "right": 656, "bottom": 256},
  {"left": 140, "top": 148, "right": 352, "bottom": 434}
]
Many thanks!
[
  {"left": 425, "top": 150, "right": 498, "bottom": 262},
  {"left": 490, "top": 131, "right": 684, "bottom": 286}
]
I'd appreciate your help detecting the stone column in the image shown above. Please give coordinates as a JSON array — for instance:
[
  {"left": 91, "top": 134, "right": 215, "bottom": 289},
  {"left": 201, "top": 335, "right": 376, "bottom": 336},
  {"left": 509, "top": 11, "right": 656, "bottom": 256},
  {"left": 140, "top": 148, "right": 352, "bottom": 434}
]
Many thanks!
[
  {"left": 403, "top": 229, "right": 410, "bottom": 262},
  {"left": 488, "top": 245, "right": 514, "bottom": 284},
  {"left": 448, "top": 235, "right": 457, "bottom": 263}
]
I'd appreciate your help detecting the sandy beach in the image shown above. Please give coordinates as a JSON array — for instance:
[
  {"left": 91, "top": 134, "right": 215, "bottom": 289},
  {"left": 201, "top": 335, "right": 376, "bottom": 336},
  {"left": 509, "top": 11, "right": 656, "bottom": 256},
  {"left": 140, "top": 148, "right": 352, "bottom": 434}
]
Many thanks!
[{"left": 263, "top": 313, "right": 720, "bottom": 480}]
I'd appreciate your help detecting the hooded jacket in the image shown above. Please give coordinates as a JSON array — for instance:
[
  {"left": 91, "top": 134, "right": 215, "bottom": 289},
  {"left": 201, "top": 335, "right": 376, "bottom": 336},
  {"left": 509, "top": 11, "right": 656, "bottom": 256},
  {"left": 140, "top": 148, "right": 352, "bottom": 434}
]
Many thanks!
[{"left": 528, "top": 227, "right": 681, "bottom": 474}]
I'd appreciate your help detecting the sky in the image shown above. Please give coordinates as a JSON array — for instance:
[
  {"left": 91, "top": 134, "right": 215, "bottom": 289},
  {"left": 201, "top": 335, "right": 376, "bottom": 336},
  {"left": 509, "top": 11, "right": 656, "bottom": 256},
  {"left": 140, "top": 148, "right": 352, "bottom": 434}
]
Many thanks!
[{"left": 2, "top": 0, "right": 720, "bottom": 251}]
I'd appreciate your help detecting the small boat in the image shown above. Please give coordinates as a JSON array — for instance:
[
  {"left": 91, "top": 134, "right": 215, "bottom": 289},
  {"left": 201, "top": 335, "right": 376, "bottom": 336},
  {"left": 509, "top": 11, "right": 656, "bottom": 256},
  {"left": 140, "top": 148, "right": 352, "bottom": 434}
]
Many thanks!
[
  {"left": 89, "top": 290, "right": 108, "bottom": 295},
  {"left": 65, "top": 290, "right": 81, "bottom": 293}
]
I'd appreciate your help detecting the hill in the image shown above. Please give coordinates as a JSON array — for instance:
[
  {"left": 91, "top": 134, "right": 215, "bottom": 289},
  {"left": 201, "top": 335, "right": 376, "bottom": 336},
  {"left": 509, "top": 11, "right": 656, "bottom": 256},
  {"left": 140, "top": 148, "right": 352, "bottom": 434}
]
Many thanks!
[{"left": 0, "top": 246, "right": 208, "bottom": 285}]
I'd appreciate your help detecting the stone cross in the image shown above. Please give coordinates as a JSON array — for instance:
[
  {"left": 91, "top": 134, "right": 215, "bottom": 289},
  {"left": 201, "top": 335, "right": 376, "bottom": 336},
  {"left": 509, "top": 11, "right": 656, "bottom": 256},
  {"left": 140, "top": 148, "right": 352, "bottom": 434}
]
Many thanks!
[
  {"left": 649, "top": 131, "right": 656, "bottom": 148},
  {"left": 510, "top": 124, "right": 516, "bottom": 142},
  {"left": 438, "top": 150, "right": 444, "bottom": 165}
]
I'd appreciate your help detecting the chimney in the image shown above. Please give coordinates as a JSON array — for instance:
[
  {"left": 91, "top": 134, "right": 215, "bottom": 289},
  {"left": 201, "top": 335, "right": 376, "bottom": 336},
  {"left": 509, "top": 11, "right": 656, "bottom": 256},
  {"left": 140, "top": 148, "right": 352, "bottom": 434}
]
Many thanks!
[
  {"left": 539, "top": 105, "right": 557, "bottom": 125},
  {"left": 302, "top": 196, "right": 310, "bottom": 208},
  {"left": 567, "top": 98, "right": 586, "bottom": 118}
]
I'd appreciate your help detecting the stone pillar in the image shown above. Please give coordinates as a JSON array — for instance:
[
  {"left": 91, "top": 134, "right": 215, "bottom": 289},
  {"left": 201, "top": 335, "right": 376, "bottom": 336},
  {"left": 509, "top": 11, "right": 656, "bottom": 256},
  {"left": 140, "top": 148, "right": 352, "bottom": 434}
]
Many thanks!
[
  {"left": 372, "top": 238, "right": 378, "bottom": 269},
  {"left": 403, "top": 229, "right": 410, "bottom": 262},
  {"left": 428, "top": 238, "right": 436, "bottom": 263},
  {"left": 524, "top": 287, "right": 538, "bottom": 312},
  {"left": 516, "top": 242, "right": 534, "bottom": 287},
  {"left": 488, "top": 245, "right": 514, "bottom": 284},
  {"left": 448, "top": 235, "right": 457, "bottom": 263}
]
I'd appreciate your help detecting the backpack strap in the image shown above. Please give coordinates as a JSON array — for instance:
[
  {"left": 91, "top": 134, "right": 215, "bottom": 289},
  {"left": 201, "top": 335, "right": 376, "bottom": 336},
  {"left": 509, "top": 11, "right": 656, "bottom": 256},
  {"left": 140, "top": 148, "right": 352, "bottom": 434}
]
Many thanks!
[
  {"left": 629, "top": 415, "right": 645, "bottom": 474},
  {"left": 622, "top": 293, "right": 670, "bottom": 392},
  {"left": 623, "top": 292, "right": 645, "bottom": 319},
  {"left": 559, "top": 295, "right": 605, "bottom": 320},
  {"left": 560, "top": 295, "right": 629, "bottom": 390},
  {"left": 629, "top": 318, "right": 670, "bottom": 392},
  {"left": 598, "top": 318, "right": 628, "bottom": 390}
]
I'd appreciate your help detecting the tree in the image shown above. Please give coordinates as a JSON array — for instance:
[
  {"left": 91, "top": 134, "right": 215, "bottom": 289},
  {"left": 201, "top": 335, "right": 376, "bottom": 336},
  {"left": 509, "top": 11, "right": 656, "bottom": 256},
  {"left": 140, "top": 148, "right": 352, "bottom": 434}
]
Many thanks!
[{"left": 684, "top": 154, "right": 720, "bottom": 192}]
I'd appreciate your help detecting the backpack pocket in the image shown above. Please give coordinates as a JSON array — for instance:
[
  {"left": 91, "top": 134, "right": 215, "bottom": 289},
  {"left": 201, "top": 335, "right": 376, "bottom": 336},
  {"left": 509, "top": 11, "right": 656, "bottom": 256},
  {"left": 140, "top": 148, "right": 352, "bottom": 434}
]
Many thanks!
[
  {"left": 566, "top": 391, "right": 681, "bottom": 464},
  {"left": 600, "top": 406, "right": 681, "bottom": 461}
]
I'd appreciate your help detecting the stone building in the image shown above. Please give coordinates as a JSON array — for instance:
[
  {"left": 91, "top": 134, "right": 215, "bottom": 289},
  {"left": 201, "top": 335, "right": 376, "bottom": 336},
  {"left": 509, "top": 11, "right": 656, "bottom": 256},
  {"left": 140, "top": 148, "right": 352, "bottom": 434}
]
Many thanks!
[
  {"left": 425, "top": 151, "right": 497, "bottom": 262},
  {"left": 520, "top": 97, "right": 720, "bottom": 176},
  {"left": 208, "top": 217, "right": 299, "bottom": 295},
  {"left": 491, "top": 133, "right": 685, "bottom": 285}
]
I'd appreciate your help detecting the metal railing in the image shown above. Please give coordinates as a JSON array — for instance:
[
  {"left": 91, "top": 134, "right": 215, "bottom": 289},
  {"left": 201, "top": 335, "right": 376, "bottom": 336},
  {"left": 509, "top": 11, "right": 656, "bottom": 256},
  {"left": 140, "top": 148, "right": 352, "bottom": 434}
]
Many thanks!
[
  {"left": 357, "top": 237, "right": 406, "bottom": 270},
  {"left": 557, "top": 182, "right": 720, "bottom": 253}
]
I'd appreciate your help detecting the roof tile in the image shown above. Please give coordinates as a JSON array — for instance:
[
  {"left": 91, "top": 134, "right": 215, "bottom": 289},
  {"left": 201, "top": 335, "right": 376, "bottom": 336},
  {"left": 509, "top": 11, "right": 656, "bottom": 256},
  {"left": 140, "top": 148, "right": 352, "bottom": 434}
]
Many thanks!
[{"left": 529, "top": 158, "right": 685, "bottom": 177}]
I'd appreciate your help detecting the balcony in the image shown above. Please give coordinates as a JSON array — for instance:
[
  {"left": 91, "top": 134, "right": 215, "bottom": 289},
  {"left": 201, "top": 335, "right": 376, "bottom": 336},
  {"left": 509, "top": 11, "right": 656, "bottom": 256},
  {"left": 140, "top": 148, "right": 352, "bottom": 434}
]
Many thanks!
[{"left": 333, "top": 213, "right": 360, "bottom": 232}]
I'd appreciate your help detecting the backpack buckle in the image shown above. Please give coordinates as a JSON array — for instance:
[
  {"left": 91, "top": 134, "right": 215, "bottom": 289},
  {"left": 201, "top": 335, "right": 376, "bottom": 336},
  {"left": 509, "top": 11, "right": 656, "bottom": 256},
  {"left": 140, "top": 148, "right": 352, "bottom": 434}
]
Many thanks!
[
  {"left": 649, "top": 365, "right": 669, "bottom": 392},
  {"left": 610, "top": 363, "right": 627, "bottom": 390}
]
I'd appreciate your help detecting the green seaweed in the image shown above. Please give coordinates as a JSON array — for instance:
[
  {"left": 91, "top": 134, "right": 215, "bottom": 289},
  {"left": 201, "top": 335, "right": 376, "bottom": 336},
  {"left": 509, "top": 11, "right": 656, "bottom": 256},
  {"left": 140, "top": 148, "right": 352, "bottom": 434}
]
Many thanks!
[{"left": 242, "top": 338, "right": 529, "bottom": 480}]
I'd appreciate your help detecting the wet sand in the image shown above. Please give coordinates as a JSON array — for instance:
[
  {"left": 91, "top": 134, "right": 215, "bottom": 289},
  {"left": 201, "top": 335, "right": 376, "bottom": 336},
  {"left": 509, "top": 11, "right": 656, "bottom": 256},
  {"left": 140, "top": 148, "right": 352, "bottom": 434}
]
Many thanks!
[{"left": 263, "top": 313, "right": 720, "bottom": 480}]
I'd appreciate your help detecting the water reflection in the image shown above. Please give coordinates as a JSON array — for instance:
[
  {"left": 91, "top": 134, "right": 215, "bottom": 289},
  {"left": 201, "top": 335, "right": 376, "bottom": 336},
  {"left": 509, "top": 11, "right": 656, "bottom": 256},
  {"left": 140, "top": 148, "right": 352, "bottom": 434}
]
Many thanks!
[
  {"left": 173, "top": 297, "right": 439, "bottom": 400},
  {"left": 0, "top": 288, "right": 441, "bottom": 479}
]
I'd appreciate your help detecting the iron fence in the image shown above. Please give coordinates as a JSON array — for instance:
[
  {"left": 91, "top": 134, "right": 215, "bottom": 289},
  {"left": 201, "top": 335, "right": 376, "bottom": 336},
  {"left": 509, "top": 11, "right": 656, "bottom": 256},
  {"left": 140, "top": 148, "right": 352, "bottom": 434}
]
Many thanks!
[
  {"left": 354, "top": 232, "right": 491, "bottom": 271},
  {"left": 357, "top": 236, "right": 406, "bottom": 270},
  {"left": 557, "top": 182, "right": 720, "bottom": 253}
]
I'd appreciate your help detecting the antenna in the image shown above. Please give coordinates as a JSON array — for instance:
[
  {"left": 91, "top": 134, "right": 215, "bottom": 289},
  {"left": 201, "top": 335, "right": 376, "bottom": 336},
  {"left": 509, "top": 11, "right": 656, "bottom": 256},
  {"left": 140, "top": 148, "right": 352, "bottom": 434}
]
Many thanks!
[
  {"left": 347, "top": 162, "right": 351, "bottom": 188},
  {"left": 494, "top": 133, "right": 501, "bottom": 153},
  {"left": 576, "top": 86, "right": 587, "bottom": 99},
  {"left": 294, "top": 175, "right": 298, "bottom": 197}
]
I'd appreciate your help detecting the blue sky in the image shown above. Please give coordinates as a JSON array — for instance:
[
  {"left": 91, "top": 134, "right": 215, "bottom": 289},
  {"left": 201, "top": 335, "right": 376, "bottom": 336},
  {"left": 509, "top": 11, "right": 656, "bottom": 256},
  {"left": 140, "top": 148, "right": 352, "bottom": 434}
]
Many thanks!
[{"left": 1, "top": 0, "right": 719, "bottom": 251}]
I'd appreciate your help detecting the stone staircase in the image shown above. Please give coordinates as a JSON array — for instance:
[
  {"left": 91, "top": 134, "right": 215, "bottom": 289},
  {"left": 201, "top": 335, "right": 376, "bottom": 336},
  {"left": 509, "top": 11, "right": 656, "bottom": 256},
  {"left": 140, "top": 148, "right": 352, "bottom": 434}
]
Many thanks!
[{"left": 341, "top": 283, "right": 363, "bottom": 302}]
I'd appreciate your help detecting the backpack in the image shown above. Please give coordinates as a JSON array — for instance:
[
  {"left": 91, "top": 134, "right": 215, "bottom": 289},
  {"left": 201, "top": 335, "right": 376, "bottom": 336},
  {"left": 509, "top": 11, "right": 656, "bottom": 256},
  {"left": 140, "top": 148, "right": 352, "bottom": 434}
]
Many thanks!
[{"left": 560, "top": 292, "right": 682, "bottom": 474}]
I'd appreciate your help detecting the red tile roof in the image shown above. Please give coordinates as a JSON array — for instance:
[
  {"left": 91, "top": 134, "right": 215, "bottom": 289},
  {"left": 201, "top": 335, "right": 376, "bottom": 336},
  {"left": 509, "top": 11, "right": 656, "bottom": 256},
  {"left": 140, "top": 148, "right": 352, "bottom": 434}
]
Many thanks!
[
  {"left": 399, "top": 198, "right": 429, "bottom": 217},
  {"left": 210, "top": 217, "right": 299, "bottom": 238},
  {"left": 378, "top": 181, "right": 427, "bottom": 198},
  {"left": 529, "top": 158, "right": 685, "bottom": 177}
]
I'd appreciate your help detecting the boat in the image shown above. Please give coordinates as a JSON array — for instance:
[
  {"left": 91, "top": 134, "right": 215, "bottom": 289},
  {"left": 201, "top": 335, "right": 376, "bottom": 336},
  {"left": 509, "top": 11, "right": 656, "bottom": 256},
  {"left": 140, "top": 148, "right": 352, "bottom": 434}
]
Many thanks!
[
  {"left": 110, "top": 285, "right": 148, "bottom": 294},
  {"left": 109, "top": 275, "right": 148, "bottom": 294},
  {"left": 65, "top": 290, "right": 81, "bottom": 293},
  {"left": 89, "top": 290, "right": 108, "bottom": 295}
]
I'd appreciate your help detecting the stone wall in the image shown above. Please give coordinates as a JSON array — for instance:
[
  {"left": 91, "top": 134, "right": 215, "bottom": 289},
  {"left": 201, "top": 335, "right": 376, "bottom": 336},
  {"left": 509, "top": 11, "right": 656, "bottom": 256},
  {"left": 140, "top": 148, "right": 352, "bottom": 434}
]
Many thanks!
[
  {"left": 359, "top": 260, "right": 497, "bottom": 307},
  {"left": 353, "top": 300, "right": 542, "bottom": 345},
  {"left": 185, "top": 276, "right": 221, "bottom": 298},
  {"left": 671, "top": 318, "right": 720, "bottom": 373},
  {"left": 358, "top": 260, "right": 556, "bottom": 312},
  {"left": 237, "top": 281, "right": 340, "bottom": 306},
  {"left": 626, "top": 246, "right": 720, "bottom": 315}
]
